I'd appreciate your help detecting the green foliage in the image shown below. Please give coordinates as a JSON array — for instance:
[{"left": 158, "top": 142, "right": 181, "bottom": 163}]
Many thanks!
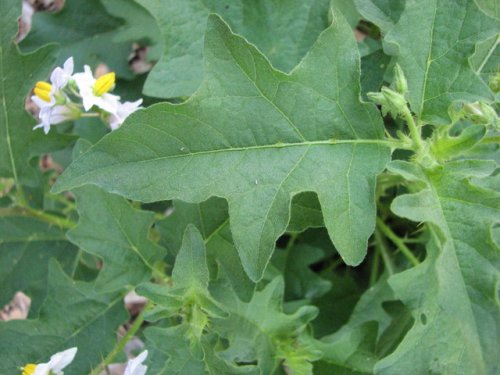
[
  {"left": 136, "top": 0, "right": 332, "bottom": 97},
  {"left": 0, "top": 0, "right": 499, "bottom": 374},
  {"left": 53, "top": 14, "right": 390, "bottom": 281},
  {"left": 0, "top": 262, "right": 127, "bottom": 375},
  {"left": 67, "top": 186, "right": 167, "bottom": 292}
]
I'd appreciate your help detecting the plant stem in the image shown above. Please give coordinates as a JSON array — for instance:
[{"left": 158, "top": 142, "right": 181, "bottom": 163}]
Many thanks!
[
  {"left": 374, "top": 228, "right": 394, "bottom": 275},
  {"left": 80, "top": 112, "right": 101, "bottom": 118},
  {"left": 369, "top": 247, "right": 381, "bottom": 286},
  {"left": 401, "top": 106, "right": 424, "bottom": 153},
  {"left": 0, "top": 206, "right": 75, "bottom": 229},
  {"left": 89, "top": 302, "right": 151, "bottom": 375},
  {"left": 45, "top": 193, "right": 77, "bottom": 212},
  {"left": 376, "top": 218, "right": 420, "bottom": 267}
]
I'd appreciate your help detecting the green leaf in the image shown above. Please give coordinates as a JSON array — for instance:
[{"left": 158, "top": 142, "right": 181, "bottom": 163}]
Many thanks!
[
  {"left": 383, "top": 0, "right": 498, "bottom": 124},
  {"left": 317, "top": 277, "right": 395, "bottom": 373},
  {"left": 53, "top": 14, "right": 390, "bottom": 281},
  {"left": 375, "top": 161, "right": 500, "bottom": 374},
  {"left": 211, "top": 277, "right": 320, "bottom": 375},
  {"left": 474, "top": 0, "right": 500, "bottom": 20},
  {"left": 271, "top": 244, "right": 332, "bottom": 300},
  {"left": 172, "top": 224, "right": 209, "bottom": 290},
  {"left": 354, "top": 0, "right": 406, "bottom": 34},
  {"left": 136, "top": 0, "right": 331, "bottom": 97},
  {"left": 158, "top": 198, "right": 254, "bottom": 301},
  {"left": 20, "top": 0, "right": 149, "bottom": 79},
  {"left": 0, "top": 261, "right": 127, "bottom": 375},
  {"left": 287, "top": 192, "right": 324, "bottom": 233},
  {"left": 0, "top": 0, "right": 73, "bottom": 187},
  {"left": 67, "top": 185, "right": 166, "bottom": 292},
  {"left": 144, "top": 325, "right": 207, "bottom": 375},
  {"left": 470, "top": 34, "right": 500, "bottom": 89},
  {"left": 0, "top": 216, "right": 78, "bottom": 314}
]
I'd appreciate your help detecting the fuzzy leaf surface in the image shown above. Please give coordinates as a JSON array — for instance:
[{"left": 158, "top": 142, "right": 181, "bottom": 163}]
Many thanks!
[
  {"left": 375, "top": 161, "right": 500, "bottom": 374},
  {"left": 53, "top": 14, "right": 390, "bottom": 281}
]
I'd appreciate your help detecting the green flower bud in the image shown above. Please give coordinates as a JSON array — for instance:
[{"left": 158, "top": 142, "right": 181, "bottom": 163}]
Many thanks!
[
  {"left": 463, "top": 102, "right": 498, "bottom": 126},
  {"left": 393, "top": 64, "right": 408, "bottom": 95}
]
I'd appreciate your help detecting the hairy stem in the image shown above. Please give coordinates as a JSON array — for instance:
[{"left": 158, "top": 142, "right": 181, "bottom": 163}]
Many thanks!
[{"left": 401, "top": 106, "right": 424, "bottom": 153}]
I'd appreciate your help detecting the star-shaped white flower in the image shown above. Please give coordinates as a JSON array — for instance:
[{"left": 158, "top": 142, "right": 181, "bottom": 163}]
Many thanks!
[
  {"left": 124, "top": 350, "right": 148, "bottom": 375},
  {"left": 21, "top": 347, "right": 77, "bottom": 375},
  {"left": 31, "top": 57, "right": 77, "bottom": 133},
  {"left": 109, "top": 99, "right": 143, "bottom": 130},
  {"left": 73, "top": 66, "right": 120, "bottom": 114}
]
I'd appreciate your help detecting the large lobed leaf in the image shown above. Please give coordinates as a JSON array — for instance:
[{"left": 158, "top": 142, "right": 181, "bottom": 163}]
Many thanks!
[
  {"left": 0, "top": 0, "right": 73, "bottom": 187},
  {"left": 375, "top": 160, "right": 500, "bottom": 374},
  {"left": 53, "top": 14, "right": 390, "bottom": 281}
]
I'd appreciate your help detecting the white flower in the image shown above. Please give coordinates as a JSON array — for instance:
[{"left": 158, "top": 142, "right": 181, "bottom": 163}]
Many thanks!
[
  {"left": 73, "top": 66, "right": 120, "bottom": 114},
  {"left": 124, "top": 350, "right": 148, "bottom": 375},
  {"left": 50, "top": 57, "right": 74, "bottom": 90},
  {"left": 33, "top": 103, "right": 80, "bottom": 134},
  {"left": 31, "top": 57, "right": 77, "bottom": 134},
  {"left": 109, "top": 99, "right": 143, "bottom": 130},
  {"left": 21, "top": 347, "right": 77, "bottom": 375}
]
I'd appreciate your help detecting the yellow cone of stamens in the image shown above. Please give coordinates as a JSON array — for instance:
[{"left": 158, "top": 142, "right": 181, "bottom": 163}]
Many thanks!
[
  {"left": 93, "top": 72, "right": 115, "bottom": 96},
  {"left": 33, "top": 81, "right": 52, "bottom": 102},
  {"left": 21, "top": 363, "right": 37, "bottom": 375}
]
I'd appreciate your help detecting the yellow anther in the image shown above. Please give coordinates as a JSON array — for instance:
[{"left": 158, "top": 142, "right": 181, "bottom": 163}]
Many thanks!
[
  {"left": 93, "top": 72, "right": 115, "bottom": 96},
  {"left": 36, "top": 81, "right": 52, "bottom": 91},
  {"left": 21, "top": 364, "right": 37, "bottom": 375},
  {"left": 34, "top": 81, "right": 52, "bottom": 102}
]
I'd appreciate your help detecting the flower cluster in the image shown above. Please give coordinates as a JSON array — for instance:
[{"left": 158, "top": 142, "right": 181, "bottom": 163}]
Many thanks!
[{"left": 31, "top": 57, "right": 143, "bottom": 134}]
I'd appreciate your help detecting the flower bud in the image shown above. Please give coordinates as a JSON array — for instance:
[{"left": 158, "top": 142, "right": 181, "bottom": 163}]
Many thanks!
[
  {"left": 393, "top": 64, "right": 408, "bottom": 95},
  {"left": 463, "top": 101, "right": 498, "bottom": 126},
  {"left": 368, "top": 87, "right": 407, "bottom": 118}
]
